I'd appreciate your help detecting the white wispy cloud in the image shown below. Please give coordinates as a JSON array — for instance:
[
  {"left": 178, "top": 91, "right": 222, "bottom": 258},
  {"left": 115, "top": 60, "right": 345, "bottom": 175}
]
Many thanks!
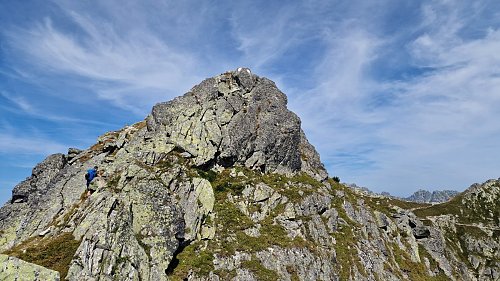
[
  {"left": 2, "top": 0, "right": 499, "bottom": 197},
  {"left": 0, "top": 91, "right": 32, "bottom": 112},
  {"left": 292, "top": 1, "right": 500, "bottom": 194},
  {"left": 229, "top": 3, "right": 308, "bottom": 69},
  {"left": 4, "top": 3, "right": 206, "bottom": 114},
  {"left": 0, "top": 91, "right": 121, "bottom": 127}
]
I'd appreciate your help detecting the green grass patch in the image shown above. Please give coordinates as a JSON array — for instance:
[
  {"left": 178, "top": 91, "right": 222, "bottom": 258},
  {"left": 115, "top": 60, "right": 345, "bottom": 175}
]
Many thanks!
[
  {"left": 196, "top": 169, "right": 217, "bottom": 183},
  {"left": 388, "top": 198, "right": 431, "bottom": 210},
  {"left": 168, "top": 242, "right": 214, "bottom": 280},
  {"left": 286, "top": 266, "right": 300, "bottom": 281},
  {"left": 332, "top": 227, "right": 364, "bottom": 280},
  {"left": 134, "top": 233, "right": 152, "bottom": 260},
  {"left": 289, "top": 173, "right": 323, "bottom": 189},
  {"left": 241, "top": 258, "right": 279, "bottom": 281},
  {"left": 106, "top": 175, "right": 121, "bottom": 193},
  {"left": 262, "top": 172, "right": 321, "bottom": 203},
  {"left": 414, "top": 194, "right": 464, "bottom": 218},
  {"left": 131, "top": 120, "right": 147, "bottom": 130},
  {"left": 363, "top": 196, "right": 431, "bottom": 216},
  {"left": 392, "top": 244, "right": 439, "bottom": 281},
  {"left": 414, "top": 191, "right": 499, "bottom": 226}
]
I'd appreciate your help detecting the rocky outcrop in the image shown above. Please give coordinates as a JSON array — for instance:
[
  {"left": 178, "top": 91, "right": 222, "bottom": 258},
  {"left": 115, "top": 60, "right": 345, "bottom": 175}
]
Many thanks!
[
  {"left": 0, "top": 69, "right": 497, "bottom": 280},
  {"left": 11, "top": 153, "right": 67, "bottom": 204},
  {"left": 146, "top": 68, "right": 327, "bottom": 180},
  {"left": 414, "top": 179, "right": 500, "bottom": 280},
  {"left": 0, "top": 254, "right": 60, "bottom": 280}
]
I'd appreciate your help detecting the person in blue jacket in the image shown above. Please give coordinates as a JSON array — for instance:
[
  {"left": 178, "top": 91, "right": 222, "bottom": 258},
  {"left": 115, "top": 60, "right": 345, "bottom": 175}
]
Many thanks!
[{"left": 85, "top": 166, "right": 98, "bottom": 196}]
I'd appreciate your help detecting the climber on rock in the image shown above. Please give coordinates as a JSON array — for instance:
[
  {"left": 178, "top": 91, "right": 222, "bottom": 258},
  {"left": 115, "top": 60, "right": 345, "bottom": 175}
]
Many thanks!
[{"left": 85, "top": 166, "right": 98, "bottom": 197}]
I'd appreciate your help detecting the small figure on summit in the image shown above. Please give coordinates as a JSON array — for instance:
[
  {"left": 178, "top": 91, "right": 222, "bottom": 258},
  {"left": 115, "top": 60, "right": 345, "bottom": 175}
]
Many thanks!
[{"left": 85, "top": 166, "right": 98, "bottom": 197}]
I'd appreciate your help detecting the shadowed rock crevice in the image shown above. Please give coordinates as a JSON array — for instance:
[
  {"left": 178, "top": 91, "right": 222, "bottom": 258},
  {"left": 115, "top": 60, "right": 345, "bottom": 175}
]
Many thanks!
[{"left": 164, "top": 238, "right": 190, "bottom": 276}]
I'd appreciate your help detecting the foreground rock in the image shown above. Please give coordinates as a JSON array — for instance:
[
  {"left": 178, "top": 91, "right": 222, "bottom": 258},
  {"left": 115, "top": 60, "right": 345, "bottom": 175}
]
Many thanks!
[
  {"left": 0, "top": 254, "right": 60, "bottom": 281},
  {"left": 0, "top": 69, "right": 497, "bottom": 280}
]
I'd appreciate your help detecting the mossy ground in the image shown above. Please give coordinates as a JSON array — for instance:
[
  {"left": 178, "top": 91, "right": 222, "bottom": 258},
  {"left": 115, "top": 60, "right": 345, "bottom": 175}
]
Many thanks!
[
  {"left": 391, "top": 243, "right": 449, "bottom": 281},
  {"left": 241, "top": 258, "right": 279, "bottom": 281},
  {"left": 2, "top": 232, "right": 81, "bottom": 280},
  {"left": 332, "top": 226, "right": 365, "bottom": 279},
  {"left": 168, "top": 166, "right": 322, "bottom": 279},
  {"left": 327, "top": 180, "right": 455, "bottom": 280},
  {"left": 160, "top": 153, "right": 485, "bottom": 280},
  {"left": 414, "top": 194, "right": 464, "bottom": 218},
  {"left": 168, "top": 241, "right": 214, "bottom": 281}
]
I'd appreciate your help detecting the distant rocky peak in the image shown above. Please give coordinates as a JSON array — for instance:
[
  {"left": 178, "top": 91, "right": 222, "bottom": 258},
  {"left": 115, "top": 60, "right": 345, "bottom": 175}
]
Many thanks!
[
  {"left": 146, "top": 68, "right": 327, "bottom": 181},
  {"left": 405, "top": 189, "right": 459, "bottom": 203}
]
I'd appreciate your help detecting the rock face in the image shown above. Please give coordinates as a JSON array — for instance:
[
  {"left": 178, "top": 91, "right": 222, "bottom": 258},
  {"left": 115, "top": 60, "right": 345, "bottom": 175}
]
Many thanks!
[
  {"left": 146, "top": 68, "right": 326, "bottom": 181},
  {"left": 0, "top": 254, "right": 60, "bottom": 280},
  {"left": 0, "top": 69, "right": 498, "bottom": 280},
  {"left": 405, "top": 189, "right": 459, "bottom": 203}
]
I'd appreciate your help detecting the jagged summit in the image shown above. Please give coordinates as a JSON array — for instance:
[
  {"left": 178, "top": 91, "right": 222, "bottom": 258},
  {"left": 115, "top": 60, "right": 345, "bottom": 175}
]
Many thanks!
[
  {"left": 405, "top": 189, "right": 459, "bottom": 204},
  {"left": 146, "top": 68, "right": 327, "bottom": 181}
]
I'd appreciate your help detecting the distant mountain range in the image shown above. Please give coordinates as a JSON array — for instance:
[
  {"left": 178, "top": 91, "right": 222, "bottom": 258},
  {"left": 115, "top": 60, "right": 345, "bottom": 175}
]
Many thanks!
[
  {"left": 404, "top": 189, "right": 459, "bottom": 203},
  {"left": 347, "top": 184, "right": 459, "bottom": 203}
]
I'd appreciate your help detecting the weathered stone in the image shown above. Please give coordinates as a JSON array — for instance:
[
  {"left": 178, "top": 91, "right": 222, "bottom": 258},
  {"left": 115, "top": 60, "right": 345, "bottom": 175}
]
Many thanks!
[
  {"left": 322, "top": 208, "right": 338, "bottom": 233},
  {"left": 194, "top": 178, "right": 215, "bottom": 214},
  {"left": 413, "top": 225, "right": 431, "bottom": 239},
  {"left": 0, "top": 70, "right": 498, "bottom": 281},
  {"left": 283, "top": 203, "right": 296, "bottom": 220},
  {"left": 296, "top": 193, "right": 331, "bottom": 217},
  {"left": 67, "top": 148, "right": 82, "bottom": 160},
  {"left": 255, "top": 246, "right": 337, "bottom": 281},
  {"left": 11, "top": 153, "right": 67, "bottom": 203},
  {"left": 146, "top": 69, "right": 327, "bottom": 179},
  {"left": 0, "top": 254, "right": 60, "bottom": 281},
  {"left": 253, "top": 183, "right": 273, "bottom": 202}
]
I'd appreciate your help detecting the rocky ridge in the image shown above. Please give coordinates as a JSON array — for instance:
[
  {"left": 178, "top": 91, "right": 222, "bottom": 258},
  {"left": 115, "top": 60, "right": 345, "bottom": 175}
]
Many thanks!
[
  {"left": 346, "top": 183, "right": 459, "bottom": 204},
  {"left": 405, "top": 190, "right": 459, "bottom": 204},
  {"left": 0, "top": 69, "right": 498, "bottom": 281}
]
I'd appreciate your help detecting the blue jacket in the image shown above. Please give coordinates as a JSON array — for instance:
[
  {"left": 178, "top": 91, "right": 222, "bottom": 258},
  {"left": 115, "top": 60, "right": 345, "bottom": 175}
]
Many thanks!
[{"left": 87, "top": 168, "right": 97, "bottom": 182}]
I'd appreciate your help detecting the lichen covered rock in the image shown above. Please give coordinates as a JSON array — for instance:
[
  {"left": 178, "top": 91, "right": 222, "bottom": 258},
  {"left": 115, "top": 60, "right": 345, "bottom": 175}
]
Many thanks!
[
  {"left": 0, "top": 69, "right": 498, "bottom": 281},
  {"left": 0, "top": 254, "right": 60, "bottom": 281},
  {"left": 146, "top": 68, "right": 327, "bottom": 180}
]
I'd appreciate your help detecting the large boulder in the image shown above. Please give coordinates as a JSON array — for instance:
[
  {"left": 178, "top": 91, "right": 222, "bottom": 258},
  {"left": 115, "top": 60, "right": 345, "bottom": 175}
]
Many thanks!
[{"left": 11, "top": 153, "right": 67, "bottom": 203}]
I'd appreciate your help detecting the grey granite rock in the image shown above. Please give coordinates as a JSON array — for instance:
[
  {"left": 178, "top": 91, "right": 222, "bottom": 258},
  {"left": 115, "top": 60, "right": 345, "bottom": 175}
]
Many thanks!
[
  {"left": 0, "top": 254, "right": 60, "bottom": 281},
  {"left": 11, "top": 153, "right": 67, "bottom": 203},
  {"left": 0, "top": 69, "right": 498, "bottom": 281},
  {"left": 146, "top": 69, "right": 327, "bottom": 180}
]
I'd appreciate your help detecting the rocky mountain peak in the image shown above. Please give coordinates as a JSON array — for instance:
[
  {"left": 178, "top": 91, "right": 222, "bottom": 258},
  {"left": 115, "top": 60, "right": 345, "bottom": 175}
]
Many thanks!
[
  {"left": 146, "top": 68, "right": 327, "bottom": 181},
  {"left": 405, "top": 189, "right": 459, "bottom": 203},
  {"left": 0, "top": 70, "right": 498, "bottom": 281}
]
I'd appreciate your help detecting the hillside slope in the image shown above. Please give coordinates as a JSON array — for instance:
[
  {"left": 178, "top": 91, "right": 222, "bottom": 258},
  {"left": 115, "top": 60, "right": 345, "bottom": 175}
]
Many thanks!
[{"left": 0, "top": 69, "right": 498, "bottom": 280}]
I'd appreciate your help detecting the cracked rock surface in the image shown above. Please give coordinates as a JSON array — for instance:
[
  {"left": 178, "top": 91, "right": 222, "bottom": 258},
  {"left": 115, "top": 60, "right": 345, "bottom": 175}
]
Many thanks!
[
  {"left": 147, "top": 68, "right": 327, "bottom": 180},
  {"left": 0, "top": 69, "right": 498, "bottom": 281}
]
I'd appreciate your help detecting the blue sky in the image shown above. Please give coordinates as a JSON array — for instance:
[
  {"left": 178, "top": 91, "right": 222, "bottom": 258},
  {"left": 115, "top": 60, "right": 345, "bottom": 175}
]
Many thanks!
[{"left": 1, "top": 0, "right": 500, "bottom": 203}]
